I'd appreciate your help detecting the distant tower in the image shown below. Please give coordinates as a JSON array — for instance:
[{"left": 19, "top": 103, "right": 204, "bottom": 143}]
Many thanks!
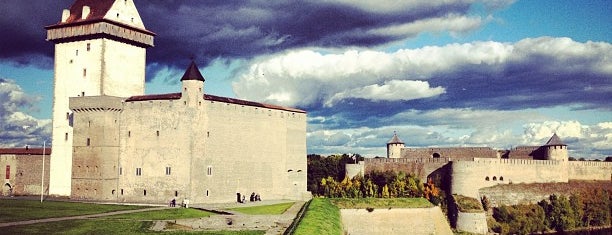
[
  {"left": 180, "top": 60, "right": 205, "bottom": 107},
  {"left": 387, "top": 132, "right": 405, "bottom": 158},
  {"left": 544, "top": 133, "right": 568, "bottom": 161},
  {"left": 45, "top": 0, "right": 155, "bottom": 196}
]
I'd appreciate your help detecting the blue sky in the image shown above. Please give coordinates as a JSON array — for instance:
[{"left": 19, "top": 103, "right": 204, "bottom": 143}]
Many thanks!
[{"left": 0, "top": 0, "right": 610, "bottom": 158}]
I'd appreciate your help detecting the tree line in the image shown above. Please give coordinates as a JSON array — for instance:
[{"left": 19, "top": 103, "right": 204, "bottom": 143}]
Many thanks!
[{"left": 489, "top": 189, "right": 611, "bottom": 234}]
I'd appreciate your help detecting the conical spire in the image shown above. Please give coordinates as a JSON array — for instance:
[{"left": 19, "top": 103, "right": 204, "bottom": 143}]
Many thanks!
[
  {"left": 545, "top": 133, "right": 566, "bottom": 146},
  {"left": 387, "top": 131, "right": 404, "bottom": 144},
  {"left": 180, "top": 60, "right": 205, "bottom": 81}
]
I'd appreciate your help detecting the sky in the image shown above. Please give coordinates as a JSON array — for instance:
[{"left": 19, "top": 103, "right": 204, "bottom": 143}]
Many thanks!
[{"left": 0, "top": 0, "right": 610, "bottom": 158}]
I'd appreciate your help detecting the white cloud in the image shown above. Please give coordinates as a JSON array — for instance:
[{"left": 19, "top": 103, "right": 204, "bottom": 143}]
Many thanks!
[
  {"left": 232, "top": 37, "right": 610, "bottom": 110},
  {"left": 324, "top": 80, "right": 445, "bottom": 107},
  {"left": 0, "top": 78, "right": 51, "bottom": 147},
  {"left": 368, "top": 14, "right": 483, "bottom": 38}
]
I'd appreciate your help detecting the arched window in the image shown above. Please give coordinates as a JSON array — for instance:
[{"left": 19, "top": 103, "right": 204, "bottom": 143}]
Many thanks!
[
  {"left": 432, "top": 153, "right": 441, "bottom": 158},
  {"left": 493, "top": 176, "right": 497, "bottom": 181},
  {"left": 485, "top": 176, "right": 490, "bottom": 181},
  {"left": 500, "top": 176, "right": 504, "bottom": 181}
]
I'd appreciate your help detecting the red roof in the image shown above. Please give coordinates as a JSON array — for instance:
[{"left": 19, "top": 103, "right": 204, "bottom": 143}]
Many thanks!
[
  {"left": 125, "top": 93, "right": 306, "bottom": 113},
  {"left": 45, "top": 0, "right": 155, "bottom": 36},
  {"left": 0, "top": 148, "right": 51, "bottom": 155}
]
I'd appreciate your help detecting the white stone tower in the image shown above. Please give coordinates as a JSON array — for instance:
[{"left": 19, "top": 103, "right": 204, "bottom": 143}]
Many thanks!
[
  {"left": 45, "top": 0, "right": 155, "bottom": 196},
  {"left": 181, "top": 61, "right": 206, "bottom": 107},
  {"left": 544, "top": 133, "right": 568, "bottom": 161},
  {"left": 387, "top": 132, "right": 405, "bottom": 158}
]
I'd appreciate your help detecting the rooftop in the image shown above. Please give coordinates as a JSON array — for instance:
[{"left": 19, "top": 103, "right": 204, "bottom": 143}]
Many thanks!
[{"left": 0, "top": 148, "right": 52, "bottom": 155}]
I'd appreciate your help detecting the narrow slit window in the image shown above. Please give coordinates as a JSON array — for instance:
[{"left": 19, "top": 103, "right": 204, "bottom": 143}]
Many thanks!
[
  {"left": 165, "top": 167, "right": 171, "bottom": 175},
  {"left": 86, "top": 138, "right": 90, "bottom": 146},
  {"left": 136, "top": 168, "right": 142, "bottom": 176}
]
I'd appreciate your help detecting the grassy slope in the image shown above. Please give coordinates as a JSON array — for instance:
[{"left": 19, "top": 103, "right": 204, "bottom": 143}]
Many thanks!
[
  {"left": 226, "top": 202, "right": 295, "bottom": 215},
  {"left": 294, "top": 198, "right": 342, "bottom": 235},
  {"left": 0, "top": 199, "right": 144, "bottom": 222},
  {"left": 330, "top": 197, "right": 433, "bottom": 209}
]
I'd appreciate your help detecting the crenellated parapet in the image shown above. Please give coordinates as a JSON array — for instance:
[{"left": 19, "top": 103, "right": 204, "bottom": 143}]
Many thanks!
[{"left": 46, "top": 21, "right": 154, "bottom": 48}]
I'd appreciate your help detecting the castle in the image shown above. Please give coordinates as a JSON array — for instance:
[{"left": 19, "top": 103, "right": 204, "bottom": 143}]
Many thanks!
[
  {"left": 349, "top": 132, "right": 611, "bottom": 198},
  {"left": 347, "top": 132, "right": 611, "bottom": 233},
  {"left": 1, "top": 0, "right": 310, "bottom": 204}
]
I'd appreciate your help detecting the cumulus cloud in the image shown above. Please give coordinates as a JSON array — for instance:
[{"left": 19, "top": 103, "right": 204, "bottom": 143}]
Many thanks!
[
  {"left": 0, "top": 78, "right": 51, "bottom": 147},
  {"left": 0, "top": 0, "right": 504, "bottom": 76},
  {"left": 234, "top": 37, "right": 611, "bottom": 113},
  {"left": 522, "top": 121, "right": 612, "bottom": 158},
  {"left": 325, "top": 80, "right": 445, "bottom": 107}
]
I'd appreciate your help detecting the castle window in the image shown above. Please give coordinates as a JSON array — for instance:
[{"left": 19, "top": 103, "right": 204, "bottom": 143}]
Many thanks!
[
  {"left": 86, "top": 138, "right": 90, "bottom": 146},
  {"left": 65, "top": 133, "right": 68, "bottom": 141},
  {"left": 165, "top": 167, "right": 171, "bottom": 175},
  {"left": 136, "top": 168, "right": 142, "bottom": 176},
  {"left": 207, "top": 131, "right": 210, "bottom": 137},
  {"left": 88, "top": 121, "right": 91, "bottom": 127},
  {"left": 143, "top": 189, "right": 146, "bottom": 196},
  {"left": 81, "top": 92, "right": 85, "bottom": 97},
  {"left": 117, "top": 13, "right": 120, "bottom": 18},
  {"left": 86, "top": 43, "right": 90, "bottom": 51},
  {"left": 121, "top": 189, "right": 124, "bottom": 195},
  {"left": 207, "top": 166, "right": 212, "bottom": 176},
  {"left": 485, "top": 176, "right": 489, "bottom": 181},
  {"left": 432, "top": 153, "right": 441, "bottom": 158},
  {"left": 83, "top": 68, "right": 87, "bottom": 77},
  {"left": 112, "top": 189, "right": 115, "bottom": 195},
  {"left": 156, "top": 131, "right": 160, "bottom": 136},
  {"left": 206, "top": 189, "right": 209, "bottom": 197},
  {"left": 499, "top": 176, "right": 504, "bottom": 181},
  {"left": 76, "top": 49, "right": 79, "bottom": 56},
  {"left": 66, "top": 112, "right": 70, "bottom": 120},
  {"left": 493, "top": 176, "right": 497, "bottom": 181},
  {"left": 175, "top": 191, "right": 178, "bottom": 197},
  {"left": 119, "top": 167, "right": 122, "bottom": 175},
  {"left": 128, "top": 131, "right": 131, "bottom": 137}
]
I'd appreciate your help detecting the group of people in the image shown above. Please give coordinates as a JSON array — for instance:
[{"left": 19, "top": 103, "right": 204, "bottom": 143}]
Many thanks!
[
  {"left": 239, "top": 192, "right": 262, "bottom": 203},
  {"left": 169, "top": 198, "right": 189, "bottom": 208}
]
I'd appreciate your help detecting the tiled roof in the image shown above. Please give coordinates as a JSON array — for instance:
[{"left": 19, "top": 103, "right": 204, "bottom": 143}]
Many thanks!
[
  {"left": 545, "top": 133, "right": 567, "bottom": 146},
  {"left": 63, "top": 0, "right": 115, "bottom": 24},
  {"left": 387, "top": 132, "right": 404, "bottom": 144},
  {"left": 181, "top": 61, "right": 205, "bottom": 81},
  {"left": 0, "top": 148, "right": 52, "bottom": 155},
  {"left": 45, "top": 0, "right": 155, "bottom": 36},
  {"left": 125, "top": 93, "right": 306, "bottom": 113}
]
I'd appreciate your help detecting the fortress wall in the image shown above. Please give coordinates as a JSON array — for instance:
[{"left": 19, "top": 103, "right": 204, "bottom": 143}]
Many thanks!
[
  {"left": 364, "top": 158, "right": 449, "bottom": 182},
  {"left": 204, "top": 100, "right": 308, "bottom": 203},
  {"left": 451, "top": 159, "right": 568, "bottom": 198},
  {"left": 345, "top": 162, "right": 365, "bottom": 179},
  {"left": 505, "top": 146, "right": 540, "bottom": 159},
  {"left": 401, "top": 147, "right": 497, "bottom": 160},
  {"left": 340, "top": 207, "right": 453, "bottom": 235},
  {"left": 118, "top": 99, "right": 198, "bottom": 203},
  {"left": 568, "top": 161, "right": 612, "bottom": 181},
  {"left": 0, "top": 154, "right": 50, "bottom": 196},
  {"left": 456, "top": 212, "right": 488, "bottom": 235}
]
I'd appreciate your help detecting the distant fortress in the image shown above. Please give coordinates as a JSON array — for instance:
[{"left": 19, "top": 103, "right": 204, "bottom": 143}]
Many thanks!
[
  {"left": 348, "top": 132, "right": 611, "bottom": 199},
  {"left": 346, "top": 132, "right": 611, "bottom": 233}
]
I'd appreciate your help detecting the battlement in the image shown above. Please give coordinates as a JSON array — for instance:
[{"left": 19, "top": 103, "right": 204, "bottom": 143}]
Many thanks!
[
  {"left": 471, "top": 158, "right": 562, "bottom": 165},
  {"left": 568, "top": 161, "right": 612, "bottom": 167},
  {"left": 365, "top": 157, "right": 450, "bottom": 164},
  {"left": 69, "top": 96, "right": 124, "bottom": 112}
]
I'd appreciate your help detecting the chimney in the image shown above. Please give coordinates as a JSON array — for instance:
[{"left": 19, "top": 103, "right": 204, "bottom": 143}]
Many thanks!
[
  {"left": 82, "top": 6, "right": 90, "bottom": 20},
  {"left": 61, "top": 9, "right": 70, "bottom": 22}
]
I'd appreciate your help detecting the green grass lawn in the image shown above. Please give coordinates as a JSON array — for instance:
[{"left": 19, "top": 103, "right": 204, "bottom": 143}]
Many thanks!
[
  {"left": 329, "top": 197, "right": 433, "bottom": 209},
  {"left": 104, "top": 208, "right": 215, "bottom": 220},
  {"left": 0, "top": 199, "right": 144, "bottom": 222},
  {"left": 226, "top": 202, "right": 294, "bottom": 215},
  {"left": 293, "top": 198, "right": 342, "bottom": 235},
  {"left": 1, "top": 219, "right": 265, "bottom": 235}
]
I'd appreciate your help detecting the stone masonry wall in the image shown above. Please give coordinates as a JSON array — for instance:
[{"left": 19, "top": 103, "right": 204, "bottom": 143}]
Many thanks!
[{"left": 340, "top": 207, "right": 452, "bottom": 235}]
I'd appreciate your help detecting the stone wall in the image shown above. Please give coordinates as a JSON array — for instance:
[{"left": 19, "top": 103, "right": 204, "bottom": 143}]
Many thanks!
[
  {"left": 0, "top": 151, "right": 50, "bottom": 196},
  {"left": 456, "top": 212, "right": 488, "bottom": 235},
  {"left": 568, "top": 161, "right": 612, "bottom": 181},
  {"left": 401, "top": 147, "right": 497, "bottom": 160},
  {"left": 364, "top": 158, "right": 449, "bottom": 183},
  {"left": 451, "top": 159, "right": 568, "bottom": 198},
  {"left": 340, "top": 207, "right": 452, "bottom": 235}
]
